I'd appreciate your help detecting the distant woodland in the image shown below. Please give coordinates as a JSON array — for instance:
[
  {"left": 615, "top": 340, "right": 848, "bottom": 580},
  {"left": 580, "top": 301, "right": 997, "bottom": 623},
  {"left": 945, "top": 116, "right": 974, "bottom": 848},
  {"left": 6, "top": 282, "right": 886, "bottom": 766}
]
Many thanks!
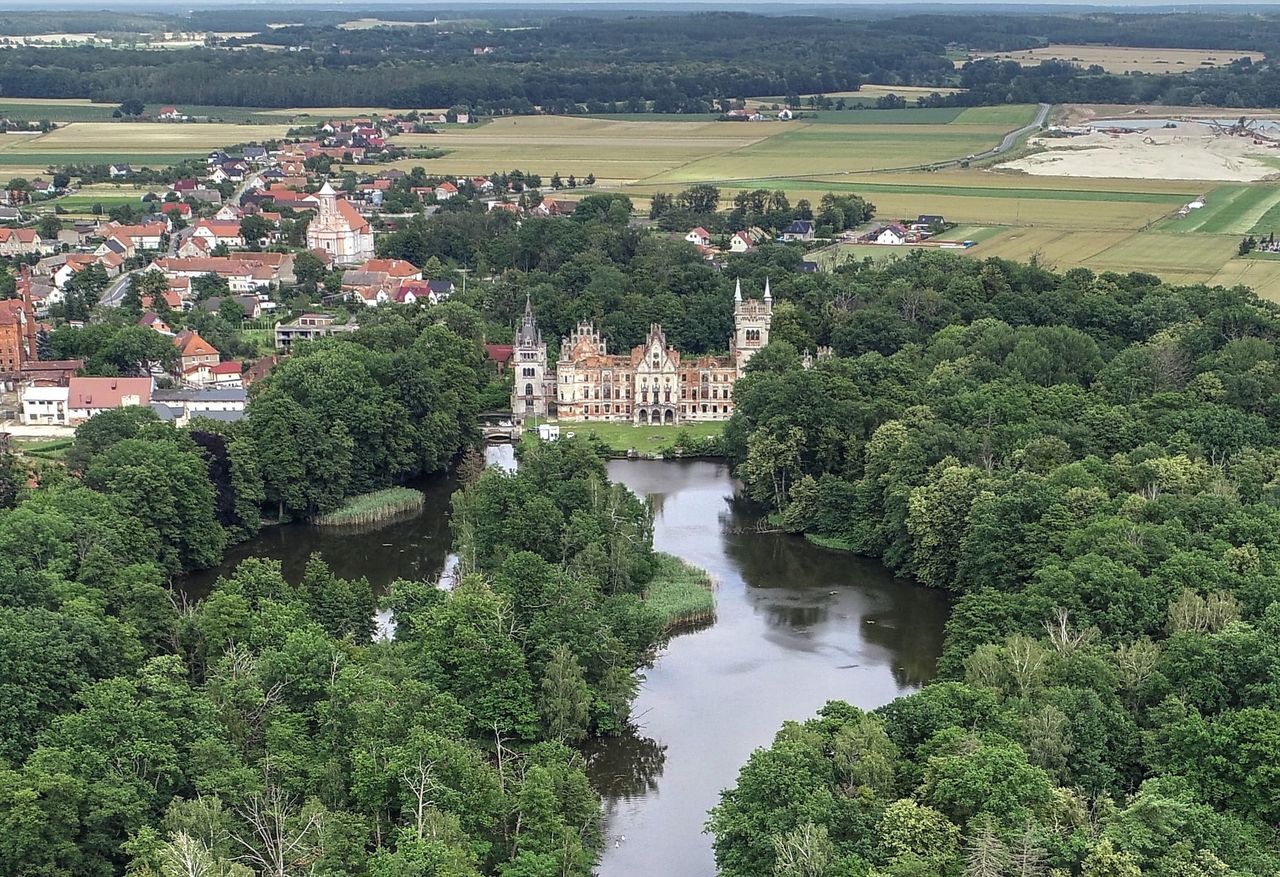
[{"left": 3, "top": 9, "right": 1280, "bottom": 111}]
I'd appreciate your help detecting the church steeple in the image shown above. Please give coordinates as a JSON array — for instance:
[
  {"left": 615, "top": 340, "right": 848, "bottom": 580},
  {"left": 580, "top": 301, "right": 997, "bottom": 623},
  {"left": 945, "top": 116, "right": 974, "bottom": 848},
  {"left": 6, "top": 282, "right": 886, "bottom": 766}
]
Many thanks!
[
  {"left": 517, "top": 294, "right": 541, "bottom": 346},
  {"left": 734, "top": 277, "right": 742, "bottom": 302}
]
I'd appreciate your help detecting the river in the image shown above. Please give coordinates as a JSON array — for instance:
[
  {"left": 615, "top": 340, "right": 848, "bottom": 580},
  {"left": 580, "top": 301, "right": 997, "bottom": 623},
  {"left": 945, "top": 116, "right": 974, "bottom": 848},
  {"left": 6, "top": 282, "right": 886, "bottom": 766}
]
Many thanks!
[{"left": 184, "top": 449, "right": 950, "bottom": 877}]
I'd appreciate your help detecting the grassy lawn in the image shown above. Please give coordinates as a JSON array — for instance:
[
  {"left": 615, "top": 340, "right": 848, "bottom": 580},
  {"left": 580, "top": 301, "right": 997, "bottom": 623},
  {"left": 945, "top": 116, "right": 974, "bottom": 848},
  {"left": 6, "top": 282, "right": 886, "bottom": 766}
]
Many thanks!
[
  {"left": 554, "top": 420, "right": 725, "bottom": 455},
  {"left": 11, "top": 437, "right": 73, "bottom": 460}
]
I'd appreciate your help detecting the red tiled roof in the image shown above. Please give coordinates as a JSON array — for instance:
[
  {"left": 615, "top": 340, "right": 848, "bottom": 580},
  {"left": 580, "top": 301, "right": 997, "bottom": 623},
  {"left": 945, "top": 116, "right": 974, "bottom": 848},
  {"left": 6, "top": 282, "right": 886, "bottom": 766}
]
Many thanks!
[
  {"left": 68, "top": 377, "right": 152, "bottom": 409},
  {"left": 485, "top": 343, "right": 514, "bottom": 364}
]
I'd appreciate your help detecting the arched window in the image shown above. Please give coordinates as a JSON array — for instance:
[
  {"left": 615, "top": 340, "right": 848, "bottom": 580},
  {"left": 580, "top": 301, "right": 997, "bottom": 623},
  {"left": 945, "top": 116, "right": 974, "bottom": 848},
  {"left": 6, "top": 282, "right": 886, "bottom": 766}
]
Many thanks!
[{"left": 524, "top": 383, "right": 533, "bottom": 396}]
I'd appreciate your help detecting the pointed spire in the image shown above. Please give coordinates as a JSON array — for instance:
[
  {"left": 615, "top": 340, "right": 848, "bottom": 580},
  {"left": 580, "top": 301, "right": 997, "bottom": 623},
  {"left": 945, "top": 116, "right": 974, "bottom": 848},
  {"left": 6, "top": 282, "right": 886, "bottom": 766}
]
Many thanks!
[
  {"left": 523, "top": 292, "right": 534, "bottom": 323},
  {"left": 734, "top": 277, "right": 742, "bottom": 302},
  {"left": 764, "top": 277, "right": 772, "bottom": 300}
]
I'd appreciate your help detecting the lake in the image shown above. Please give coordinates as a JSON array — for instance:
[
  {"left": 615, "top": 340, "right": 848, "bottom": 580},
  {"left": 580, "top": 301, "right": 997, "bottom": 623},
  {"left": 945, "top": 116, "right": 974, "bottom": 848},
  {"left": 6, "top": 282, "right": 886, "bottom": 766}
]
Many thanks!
[{"left": 184, "top": 449, "right": 951, "bottom": 877}]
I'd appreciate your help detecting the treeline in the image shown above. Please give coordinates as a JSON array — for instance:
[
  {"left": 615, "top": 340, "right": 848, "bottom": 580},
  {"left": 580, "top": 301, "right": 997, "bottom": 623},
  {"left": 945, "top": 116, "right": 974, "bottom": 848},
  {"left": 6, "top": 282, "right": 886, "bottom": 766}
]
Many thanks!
[
  {"left": 6, "top": 10, "right": 1280, "bottom": 111},
  {"left": 711, "top": 252, "right": 1280, "bottom": 875},
  {"left": 0, "top": 430, "right": 674, "bottom": 875},
  {"left": 880, "top": 11, "right": 1280, "bottom": 54},
  {"left": 0, "top": 13, "right": 949, "bottom": 110},
  {"left": 375, "top": 193, "right": 818, "bottom": 356}
]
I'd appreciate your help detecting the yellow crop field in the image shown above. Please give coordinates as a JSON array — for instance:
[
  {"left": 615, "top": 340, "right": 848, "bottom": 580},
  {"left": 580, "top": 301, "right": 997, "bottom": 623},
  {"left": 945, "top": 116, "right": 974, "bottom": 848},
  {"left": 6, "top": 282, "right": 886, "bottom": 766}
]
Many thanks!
[
  {"left": 958, "top": 44, "right": 1263, "bottom": 75},
  {"left": 12, "top": 122, "right": 292, "bottom": 154},
  {"left": 1208, "top": 259, "right": 1280, "bottom": 301}
]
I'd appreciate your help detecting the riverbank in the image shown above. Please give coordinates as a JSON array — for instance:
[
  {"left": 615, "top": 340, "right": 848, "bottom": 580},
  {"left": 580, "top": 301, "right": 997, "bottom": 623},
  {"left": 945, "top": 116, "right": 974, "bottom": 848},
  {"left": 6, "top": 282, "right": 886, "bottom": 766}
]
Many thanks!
[{"left": 544, "top": 421, "right": 726, "bottom": 457}]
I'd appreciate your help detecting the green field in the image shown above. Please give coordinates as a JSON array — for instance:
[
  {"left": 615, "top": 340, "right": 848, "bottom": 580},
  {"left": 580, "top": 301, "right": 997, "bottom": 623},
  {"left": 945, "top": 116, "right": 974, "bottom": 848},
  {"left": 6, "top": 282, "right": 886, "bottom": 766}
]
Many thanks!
[
  {"left": 560, "top": 420, "right": 725, "bottom": 455},
  {"left": 1158, "top": 185, "right": 1280, "bottom": 235}
]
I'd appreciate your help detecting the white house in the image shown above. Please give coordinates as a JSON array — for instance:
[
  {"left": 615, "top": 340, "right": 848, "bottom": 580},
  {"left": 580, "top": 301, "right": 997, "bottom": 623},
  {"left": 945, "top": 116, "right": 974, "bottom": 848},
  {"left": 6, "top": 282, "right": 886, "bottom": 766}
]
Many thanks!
[
  {"left": 875, "top": 224, "right": 909, "bottom": 245},
  {"left": 685, "top": 226, "right": 711, "bottom": 247},
  {"left": 21, "top": 386, "right": 68, "bottom": 425},
  {"left": 729, "top": 231, "right": 756, "bottom": 253}
]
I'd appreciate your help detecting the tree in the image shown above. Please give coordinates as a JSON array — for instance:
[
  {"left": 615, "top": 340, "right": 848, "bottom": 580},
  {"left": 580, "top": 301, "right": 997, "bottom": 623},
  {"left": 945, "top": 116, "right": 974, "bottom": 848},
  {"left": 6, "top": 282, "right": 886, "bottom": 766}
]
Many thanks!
[
  {"left": 36, "top": 214, "right": 61, "bottom": 239},
  {"left": 84, "top": 436, "right": 226, "bottom": 571},
  {"left": 539, "top": 643, "right": 591, "bottom": 743},
  {"left": 239, "top": 214, "right": 273, "bottom": 249},
  {"left": 118, "top": 98, "right": 146, "bottom": 116}
]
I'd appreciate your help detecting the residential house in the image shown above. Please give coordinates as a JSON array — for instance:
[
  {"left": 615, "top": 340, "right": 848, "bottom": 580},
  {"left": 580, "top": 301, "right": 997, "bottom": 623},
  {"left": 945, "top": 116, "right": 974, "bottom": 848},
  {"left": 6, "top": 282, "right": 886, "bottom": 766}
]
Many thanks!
[
  {"left": 729, "top": 231, "right": 756, "bottom": 253},
  {"left": 173, "top": 329, "right": 220, "bottom": 381},
  {"left": 151, "top": 254, "right": 295, "bottom": 293},
  {"left": 360, "top": 258, "right": 421, "bottom": 281},
  {"left": 30, "top": 178, "right": 55, "bottom": 197},
  {"left": 190, "top": 219, "right": 245, "bottom": 249},
  {"left": 780, "top": 219, "right": 815, "bottom": 242},
  {"left": 274, "top": 313, "right": 358, "bottom": 350},
  {"left": 874, "top": 224, "right": 909, "bottom": 245},
  {"left": 435, "top": 181, "right": 459, "bottom": 201},
  {"left": 242, "top": 355, "right": 278, "bottom": 388},
  {"left": 685, "top": 227, "right": 712, "bottom": 247},
  {"left": 160, "top": 201, "right": 192, "bottom": 220},
  {"left": 157, "top": 105, "right": 182, "bottom": 119},
  {"left": 531, "top": 197, "right": 577, "bottom": 217},
  {"left": 207, "top": 361, "right": 246, "bottom": 387},
  {"left": 151, "top": 387, "right": 246, "bottom": 425},
  {"left": 0, "top": 228, "right": 52, "bottom": 257},
  {"left": 201, "top": 295, "right": 262, "bottom": 319},
  {"left": 341, "top": 269, "right": 395, "bottom": 306},
  {"left": 100, "top": 221, "right": 166, "bottom": 254},
  {"left": 484, "top": 343, "right": 514, "bottom": 374},
  {"left": 176, "top": 236, "right": 211, "bottom": 258},
  {"left": 214, "top": 204, "right": 244, "bottom": 221},
  {"left": 66, "top": 376, "right": 153, "bottom": 425},
  {"left": 915, "top": 214, "right": 946, "bottom": 230},
  {"left": 109, "top": 163, "right": 131, "bottom": 179},
  {"left": 139, "top": 311, "right": 175, "bottom": 336}
]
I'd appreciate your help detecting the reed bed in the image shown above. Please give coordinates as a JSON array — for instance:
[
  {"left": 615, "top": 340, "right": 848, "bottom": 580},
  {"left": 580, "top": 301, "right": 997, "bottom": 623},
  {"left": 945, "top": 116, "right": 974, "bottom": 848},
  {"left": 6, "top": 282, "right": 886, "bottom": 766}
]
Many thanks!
[
  {"left": 313, "top": 487, "right": 425, "bottom": 527},
  {"left": 645, "top": 552, "right": 717, "bottom": 632}
]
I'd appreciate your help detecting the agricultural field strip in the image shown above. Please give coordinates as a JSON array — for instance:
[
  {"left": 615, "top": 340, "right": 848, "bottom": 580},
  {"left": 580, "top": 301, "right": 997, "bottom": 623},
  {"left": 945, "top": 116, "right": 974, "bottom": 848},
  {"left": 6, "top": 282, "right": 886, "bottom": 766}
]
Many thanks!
[
  {"left": 1160, "top": 185, "right": 1257, "bottom": 233},
  {"left": 720, "top": 178, "right": 1192, "bottom": 203}
]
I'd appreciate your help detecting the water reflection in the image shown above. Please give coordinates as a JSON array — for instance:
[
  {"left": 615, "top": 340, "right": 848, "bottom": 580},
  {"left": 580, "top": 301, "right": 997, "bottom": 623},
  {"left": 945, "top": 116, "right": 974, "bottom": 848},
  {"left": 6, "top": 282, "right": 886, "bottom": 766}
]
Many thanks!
[
  {"left": 590, "top": 460, "right": 951, "bottom": 877},
  {"left": 182, "top": 445, "right": 513, "bottom": 599},
  {"left": 180, "top": 453, "right": 950, "bottom": 877}
]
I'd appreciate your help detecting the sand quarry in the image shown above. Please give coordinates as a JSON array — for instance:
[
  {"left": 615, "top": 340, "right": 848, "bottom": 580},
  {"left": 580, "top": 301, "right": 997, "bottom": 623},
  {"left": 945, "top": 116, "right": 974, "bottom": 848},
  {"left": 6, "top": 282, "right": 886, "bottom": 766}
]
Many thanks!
[{"left": 999, "top": 123, "right": 1280, "bottom": 182}]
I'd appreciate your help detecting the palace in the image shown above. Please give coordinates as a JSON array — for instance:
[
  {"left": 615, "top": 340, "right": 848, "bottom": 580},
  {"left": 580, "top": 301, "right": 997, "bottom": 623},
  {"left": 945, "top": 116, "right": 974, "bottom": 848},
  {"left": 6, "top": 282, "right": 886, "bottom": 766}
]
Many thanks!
[{"left": 512, "top": 279, "right": 772, "bottom": 424}]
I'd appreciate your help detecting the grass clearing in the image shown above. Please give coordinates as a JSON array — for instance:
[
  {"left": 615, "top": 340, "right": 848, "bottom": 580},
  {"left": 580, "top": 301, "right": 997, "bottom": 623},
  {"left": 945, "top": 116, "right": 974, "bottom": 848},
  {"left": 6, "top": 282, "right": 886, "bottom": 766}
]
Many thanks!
[
  {"left": 959, "top": 44, "right": 1263, "bottom": 74},
  {"left": 565, "top": 420, "right": 724, "bottom": 455},
  {"left": 644, "top": 553, "right": 716, "bottom": 632},
  {"left": 313, "top": 487, "right": 426, "bottom": 526},
  {"left": 0, "top": 121, "right": 292, "bottom": 169}
]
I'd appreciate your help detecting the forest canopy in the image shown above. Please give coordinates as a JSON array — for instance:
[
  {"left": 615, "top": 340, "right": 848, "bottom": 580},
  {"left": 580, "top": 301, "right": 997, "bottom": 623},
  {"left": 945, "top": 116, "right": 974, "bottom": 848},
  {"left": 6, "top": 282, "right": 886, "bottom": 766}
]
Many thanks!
[{"left": 711, "top": 251, "right": 1280, "bottom": 877}]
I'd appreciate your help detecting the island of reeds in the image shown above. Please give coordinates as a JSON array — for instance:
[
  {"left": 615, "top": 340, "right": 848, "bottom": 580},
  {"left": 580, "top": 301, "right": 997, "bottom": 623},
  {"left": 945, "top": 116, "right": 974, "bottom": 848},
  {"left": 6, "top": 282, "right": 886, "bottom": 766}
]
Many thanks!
[
  {"left": 312, "top": 487, "right": 426, "bottom": 527},
  {"left": 644, "top": 552, "right": 717, "bottom": 632}
]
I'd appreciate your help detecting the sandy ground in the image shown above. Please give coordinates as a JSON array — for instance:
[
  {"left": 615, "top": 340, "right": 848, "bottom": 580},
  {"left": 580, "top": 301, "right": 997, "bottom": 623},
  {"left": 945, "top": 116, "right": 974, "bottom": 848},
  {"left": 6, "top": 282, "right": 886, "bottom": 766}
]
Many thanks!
[{"left": 998, "top": 124, "right": 1280, "bottom": 182}]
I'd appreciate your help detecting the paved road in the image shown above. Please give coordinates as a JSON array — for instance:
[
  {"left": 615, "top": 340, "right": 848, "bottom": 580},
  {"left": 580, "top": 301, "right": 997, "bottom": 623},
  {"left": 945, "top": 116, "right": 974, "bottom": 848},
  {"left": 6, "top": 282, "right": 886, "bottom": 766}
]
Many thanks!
[
  {"left": 977, "top": 101, "right": 1052, "bottom": 161},
  {"left": 101, "top": 269, "right": 138, "bottom": 307}
]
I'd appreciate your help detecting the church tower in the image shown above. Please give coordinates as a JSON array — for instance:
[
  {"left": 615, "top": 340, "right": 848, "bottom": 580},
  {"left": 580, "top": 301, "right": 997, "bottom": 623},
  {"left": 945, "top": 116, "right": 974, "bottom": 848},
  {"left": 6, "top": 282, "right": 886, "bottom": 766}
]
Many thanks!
[
  {"left": 732, "top": 277, "right": 772, "bottom": 375},
  {"left": 511, "top": 295, "right": 551, "bottom": 422}
]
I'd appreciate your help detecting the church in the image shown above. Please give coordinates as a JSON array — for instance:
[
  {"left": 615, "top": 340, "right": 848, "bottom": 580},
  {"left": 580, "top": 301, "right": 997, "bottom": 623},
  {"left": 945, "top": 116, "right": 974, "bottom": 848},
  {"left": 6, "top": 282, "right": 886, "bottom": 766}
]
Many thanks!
[
  {"left": 511, "top": 279, "right": 772, "bottom": 425},
  {"left": 305, "top": 182, "right": 375, "bottom": 263}
]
